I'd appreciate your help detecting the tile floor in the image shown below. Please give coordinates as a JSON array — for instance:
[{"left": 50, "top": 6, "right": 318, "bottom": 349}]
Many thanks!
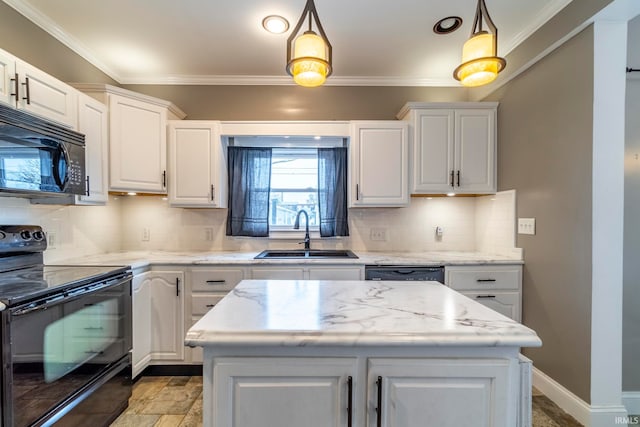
[{"left": 111, "top": 376, "right": 586, "bottom": 427}]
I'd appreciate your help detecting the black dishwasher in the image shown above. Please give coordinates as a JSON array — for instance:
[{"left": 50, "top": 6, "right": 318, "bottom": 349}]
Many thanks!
[{"left": 364, "top": 265, "right": 445, "bottom": 283}]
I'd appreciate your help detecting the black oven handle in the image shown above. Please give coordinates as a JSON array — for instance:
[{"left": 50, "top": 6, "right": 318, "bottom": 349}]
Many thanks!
[{"left": 11, "top": 272, "right": 132, "bottom": 317}]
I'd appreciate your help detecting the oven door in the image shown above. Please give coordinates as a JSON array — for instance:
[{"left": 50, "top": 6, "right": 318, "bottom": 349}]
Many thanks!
[{"left": 2, "top": 273, "right": 132, "bottom": 427}]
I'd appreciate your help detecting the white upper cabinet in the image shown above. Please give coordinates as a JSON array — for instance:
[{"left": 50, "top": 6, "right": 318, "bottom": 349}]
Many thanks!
[
  {"left": 350, "top": 121, "right": 409, "bottom": 207},
  {"left": 0, "top": 48, "right": 77, "bottom": 128},
  {"left": 0, "top": 49, "right": 15, "bottom": 107},
  {"left": 168, "top": 121, "right": 227, "bottom": 207},
  {"left": 76, "top": 94, "right": 108, "bottom": 204},
  {"left": 109, "top": 94, "right": 168, "bottom": 193},
  {"left": 398, "top": 103, "right": 497, "bottom": 194}
]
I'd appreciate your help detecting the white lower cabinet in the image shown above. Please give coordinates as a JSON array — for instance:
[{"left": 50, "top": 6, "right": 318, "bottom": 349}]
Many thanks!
[
  {"left": 249, "top": 266, "right": 364, "bottom": 280},
  {"left": 446, "top": 265, "right": 522, "bottom": 322},
  {"left": 132, "top": 272, "right": 152, "bottom": 378},
  {"left": 208, "top": 356, "right": 515, "bottom": 427},
  {"left": 369, "top": 358, "right": 510, "bottom": 427},
  {"left": 150, "top": 270, "right": 185, "bottom": 361},
  {"left": 132, "top": 269, "right": 185, "bottom": 377},
  {"left": 212, "top": 358, "right": 356, "bottom": 427}
]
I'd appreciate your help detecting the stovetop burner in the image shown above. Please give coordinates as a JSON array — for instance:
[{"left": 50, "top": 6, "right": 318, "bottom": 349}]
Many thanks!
[{"left": 0, "top": 225, "right": 129, "bottom": 308}]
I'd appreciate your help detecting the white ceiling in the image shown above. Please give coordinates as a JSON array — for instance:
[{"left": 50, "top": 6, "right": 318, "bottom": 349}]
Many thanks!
[{"left": 3, "top": 0, "right": 573, "bottom": 86}]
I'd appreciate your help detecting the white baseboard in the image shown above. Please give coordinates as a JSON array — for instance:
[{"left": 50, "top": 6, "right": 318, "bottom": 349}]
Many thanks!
[
  {"left": 623, "top": 392, "right": 640, "bottom": 414},
  {"left": 533, "top": 368, "right": 631, "bottom": 427},
  {"left": 533, "top": 367, "right": 592, "bottom": 426}
]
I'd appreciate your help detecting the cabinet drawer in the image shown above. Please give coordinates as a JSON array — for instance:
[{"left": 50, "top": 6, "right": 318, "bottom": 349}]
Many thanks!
[
  {"left": 446, "top": 266, "right": 521, "bottom": 291},
  {"left": 191, "top": 268, "right": 244, "bottom": 292},
  {"left": 192, "top": 294, "right": 224, "bottom": 316},
  {"left": 459, "top": 291, "right": 521, "bottom": 322}
]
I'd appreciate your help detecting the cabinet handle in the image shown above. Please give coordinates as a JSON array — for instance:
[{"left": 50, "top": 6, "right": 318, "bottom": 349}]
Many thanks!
[
  {"left": 347, "top": 376, "right": 353, "bottom": 427},
  {"left": 211, "top": 184, "right": 215, "bottom": 201},
  {"left": 205, "top": 304, "right": 216, "bottom": 308},
  {"left": 206, "top": 280, "right": 226, "bottom": 285},
  {"left": 86, "top": 175, "right": 90, "bottom": 196},
  {"left": 356, "top": 184, "right": 359, "bottom": 201},
  {"left": 162, "top": 170, "right": 167, "bottom": 188},
  {"left": 10, "top": 73, "right": 18, "bottom": 101},
  {"left": 456, "top": 170, "right": 461, "bottom": 187},
  {"left": 476, "top": 279, "right": 497, "bottom": 283},
  {"left": 176, "top": 277, "right": 180, "bottom": 297},
  {"left": 376, "top": 376, "right": 382, "bottom": 427},
  {"left": 476, "top": 295, "right": 496, "bottom": 299},
  {"left": 450, "top": 170, "right": 455, "bottom": 187},
  {"left": 22, "top": 77, "right": 31, "bottom": 104}
]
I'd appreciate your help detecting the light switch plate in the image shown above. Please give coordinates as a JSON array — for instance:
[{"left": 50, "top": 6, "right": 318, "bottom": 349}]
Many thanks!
[
  {"left": 370, "top": 228, "right": 387, "bottom": 241},
  {"left": 518, "top": 218, "right": 536, "bottom": 235}
]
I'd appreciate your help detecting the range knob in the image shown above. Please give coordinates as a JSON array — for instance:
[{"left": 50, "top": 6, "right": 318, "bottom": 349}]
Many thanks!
[
  {"left": 20, "top": 230, "right": 31, "bottom": 240},
  {"left": 32, "top": 231, "right": 45, "bottom": 241}
]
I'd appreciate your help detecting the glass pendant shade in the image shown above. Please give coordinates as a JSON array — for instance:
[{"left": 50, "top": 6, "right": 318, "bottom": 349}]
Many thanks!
[
  {"left": 290, "top": 31, "right": 329, "bottom": 87},
  {"left": 453, "top": 0, "right": 506, "bottom": 87},
  {"left": 286, "top": 0, "right": 332, "bottom": 87},
  {"left": 455, "top": 32, "right": 504, "bottom": 87}
]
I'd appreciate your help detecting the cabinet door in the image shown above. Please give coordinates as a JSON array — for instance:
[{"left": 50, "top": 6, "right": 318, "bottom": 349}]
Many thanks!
[
  {"left": 250, "top": 267, "right": 305, "bottom": 280},
  {"left": 168, "top": 121, "right": 226, "bottom": 207},
  {"left": 109, "top": 94, "right": 167, "bottom": 193},
  {"left": 454, "top": 109, "right": 496, "bottom": 193},
  {"left": 369, "top": 358, "right": 511, "bottom": 427},
  {"left": 411, "top": 109, "right": 455, "bottom": 193},
  {"left": 132, "top": 272, "right": 152, "bottom": 378},
  {"left": 15, "top": 60, "right": 78, "bottom": 128},
  {"left": 212, "top": 357, "right": 357, "bottom": 427},
  {"left": 0, "top": 49, "right": 15, "bottom": 107},
  {"left": 308, "top": 266, "right": 363, "bottom": 280},
  {"left": 150, "top": 271, "right": 185, "bottom": 361},
  {"left": 76, "top": 94, "right": 108, "bottom": 204},
  {"left": 350, "top": 121, "right": 409, "bottom": 207}
]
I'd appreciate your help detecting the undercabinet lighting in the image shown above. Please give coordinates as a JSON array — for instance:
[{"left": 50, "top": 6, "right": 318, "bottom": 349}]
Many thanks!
[
  {"left": 127, "top": 192, "right": 137, "bottom": 196},
  {"left": 446, "top": 192, "right": 456, "bottom": 197},
  {"left": 314, "top": 136, "right": 321, "bottom": 140}
]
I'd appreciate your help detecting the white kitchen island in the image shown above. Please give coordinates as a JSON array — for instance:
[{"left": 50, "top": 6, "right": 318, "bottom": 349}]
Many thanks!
[{"left": 185, "top": 280, "right": 541, "bottom": 427}]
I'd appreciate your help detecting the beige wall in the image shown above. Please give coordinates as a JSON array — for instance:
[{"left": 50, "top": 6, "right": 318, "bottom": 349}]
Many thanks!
[
  {"left": 485, "top": 26, "right": 594, "bottom": 403},
  {"left": 121, "top": 84, "right": 468, "bottom": 120},
  {"left": 0, "top": 2, "right": 117, "bottom": 85}
]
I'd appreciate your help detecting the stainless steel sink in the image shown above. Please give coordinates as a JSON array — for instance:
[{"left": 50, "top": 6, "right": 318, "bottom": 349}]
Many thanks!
[{"left": 254, "top": 249, "right": 359, "bottom": 259}]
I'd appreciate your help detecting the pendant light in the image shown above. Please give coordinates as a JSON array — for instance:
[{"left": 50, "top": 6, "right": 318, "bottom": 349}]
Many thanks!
[
  {"left": 286, "top": 0, "right": 332, "bottom": 87},
  {"left": 453, "top": 0, "right": 506, "bottom": 87}
]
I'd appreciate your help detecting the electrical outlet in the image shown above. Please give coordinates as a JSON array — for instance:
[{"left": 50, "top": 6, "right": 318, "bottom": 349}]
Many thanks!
[
  {"left": 142, "top": 228, "right": 151, "bottom": 241},
  {"left": 370, "top": 228, "right": 387, "bottom": 241},
  {"left": 204, "top": 227, "right": 214, "bottom": 241},
  {"left": 518, "top": 218, "right": 536, "bottom": 235},
  {"left": 47, "top": 232, "right": 57, "bottom": 249}
]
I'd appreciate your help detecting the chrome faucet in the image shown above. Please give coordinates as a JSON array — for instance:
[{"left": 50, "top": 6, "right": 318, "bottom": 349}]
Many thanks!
[{"left": 293, "top": 209, "right": 311, "bottom": 250}]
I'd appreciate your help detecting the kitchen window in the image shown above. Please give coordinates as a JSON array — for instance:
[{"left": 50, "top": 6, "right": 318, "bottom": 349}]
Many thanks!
[{"left": 226, "top": 137, "right": 349, "bottom": 238}]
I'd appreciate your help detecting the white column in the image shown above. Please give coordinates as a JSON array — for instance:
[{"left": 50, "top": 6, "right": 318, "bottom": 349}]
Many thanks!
[{"left": 590, "top": 16, "right": 628, "bottom": 427}]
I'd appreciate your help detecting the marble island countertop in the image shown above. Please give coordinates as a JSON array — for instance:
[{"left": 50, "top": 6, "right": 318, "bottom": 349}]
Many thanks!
[
  {"left": 185, "top": 280, "right": 541, "bottom": 348},
  {"left": 53, "top": 250, "right": 523, "bottom": 269}
]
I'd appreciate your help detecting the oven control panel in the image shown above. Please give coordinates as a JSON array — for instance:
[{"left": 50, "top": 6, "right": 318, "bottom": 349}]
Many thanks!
[{"left": 0, "top": 225, "right": 47, "bottom": 253}]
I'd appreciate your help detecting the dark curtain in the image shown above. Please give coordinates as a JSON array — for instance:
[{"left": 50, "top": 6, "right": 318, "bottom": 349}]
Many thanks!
[
  {"left": 317, "top": 147, "right": 349, "bottom": 237},
  {"left": 226, "top": 146, "right": 272, "bottom": 237}
]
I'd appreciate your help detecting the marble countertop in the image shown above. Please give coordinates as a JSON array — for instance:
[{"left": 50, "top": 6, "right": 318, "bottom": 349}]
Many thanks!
[
  {"left": 185, "top": 280, "right": 541, "bottom": 348},
  {"left": 54, "top": 250, "right": 523, "bottom": 269}
]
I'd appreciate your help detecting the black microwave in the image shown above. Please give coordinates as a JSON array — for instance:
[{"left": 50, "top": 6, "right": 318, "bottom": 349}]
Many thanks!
[{"left": 0, "top": 104, "right": 86, "bottom": 197}]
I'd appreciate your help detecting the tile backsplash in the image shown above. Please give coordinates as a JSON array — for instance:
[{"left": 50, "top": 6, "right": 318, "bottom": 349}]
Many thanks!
[{"left": 0, "top": 190, "right": 518, "bottom": 260}]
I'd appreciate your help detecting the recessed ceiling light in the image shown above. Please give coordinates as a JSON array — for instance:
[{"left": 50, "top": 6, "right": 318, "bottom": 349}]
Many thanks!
[
  {"left": 262, "top": 15, "right": 290, "bottom": 34},
  {"left": 433, "top": 16, "right": 463, "bottom": 34}
]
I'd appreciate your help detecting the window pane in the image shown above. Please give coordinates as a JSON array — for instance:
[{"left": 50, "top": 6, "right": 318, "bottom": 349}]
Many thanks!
[{"left": 269, "top": 149, "right": 319, "bottom": 228}]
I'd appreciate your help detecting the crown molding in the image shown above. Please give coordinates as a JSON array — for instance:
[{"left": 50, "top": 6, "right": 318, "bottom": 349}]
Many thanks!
[
  {"left": 118, "top": 74, "right": 459, "bottom": 87},
  {"left": 501, "top": 0, "right": 573, "bottom": 56},
  {"left": 2, "top": 0, "right": 123, "bottom": 82}
]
